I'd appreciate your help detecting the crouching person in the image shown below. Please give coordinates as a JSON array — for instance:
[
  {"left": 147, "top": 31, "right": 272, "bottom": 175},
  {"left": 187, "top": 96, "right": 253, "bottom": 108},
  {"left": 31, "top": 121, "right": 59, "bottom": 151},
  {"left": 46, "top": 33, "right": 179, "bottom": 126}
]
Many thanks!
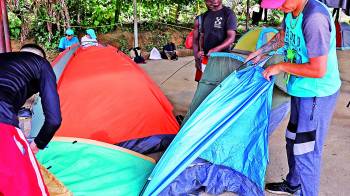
[{"left": 0, "top": 44, "right": 62, "bottom": 196}]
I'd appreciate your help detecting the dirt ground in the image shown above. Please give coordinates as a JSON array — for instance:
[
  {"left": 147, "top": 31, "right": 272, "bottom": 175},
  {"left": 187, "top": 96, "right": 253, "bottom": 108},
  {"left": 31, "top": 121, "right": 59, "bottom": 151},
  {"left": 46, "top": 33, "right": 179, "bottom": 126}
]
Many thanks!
[{"left": 140, "top": 50, "right": 350, "bottom": 195}]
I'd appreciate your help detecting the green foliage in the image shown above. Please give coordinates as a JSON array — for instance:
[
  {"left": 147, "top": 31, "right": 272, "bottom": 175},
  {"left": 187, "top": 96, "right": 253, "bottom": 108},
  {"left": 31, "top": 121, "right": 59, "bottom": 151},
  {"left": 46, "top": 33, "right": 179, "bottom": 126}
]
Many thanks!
[
  {"left": 8, "top": 12, "right": 22, "bottom": 39},
  {"left": 268, "top": 10, "right": 284, "bottom": 26},
  {"left": 117, "top": 35, "right": 129, "bottom": 53},
  {"left": 7, "top": 0, "right": 285, "bottom": 52},
  {"left": 144, "top": 32, "right": 171, "bottom": 51}
]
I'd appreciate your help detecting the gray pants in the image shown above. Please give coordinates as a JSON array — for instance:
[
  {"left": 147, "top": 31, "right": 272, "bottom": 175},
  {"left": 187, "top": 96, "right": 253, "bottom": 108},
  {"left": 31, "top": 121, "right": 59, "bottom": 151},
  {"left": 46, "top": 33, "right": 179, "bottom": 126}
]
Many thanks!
[{"left": 285, "top": 90, "right": 339, "bottom": 196}]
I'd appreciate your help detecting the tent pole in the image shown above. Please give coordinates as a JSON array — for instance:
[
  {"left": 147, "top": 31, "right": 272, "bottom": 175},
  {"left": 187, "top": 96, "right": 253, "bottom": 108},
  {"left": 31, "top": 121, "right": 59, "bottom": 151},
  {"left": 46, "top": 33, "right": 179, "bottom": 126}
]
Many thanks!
[
  {"left": 133, "top": 0, "right": 138, "bottom": 48},
  {"left": 0, "top": 0, "right": 6, "bottom": 53},
  {"left": 246, "top": 0, "right": 250, "bottom": 31},
  {"left": 1, "top": 0, "right": 11, "bottom": 52}
]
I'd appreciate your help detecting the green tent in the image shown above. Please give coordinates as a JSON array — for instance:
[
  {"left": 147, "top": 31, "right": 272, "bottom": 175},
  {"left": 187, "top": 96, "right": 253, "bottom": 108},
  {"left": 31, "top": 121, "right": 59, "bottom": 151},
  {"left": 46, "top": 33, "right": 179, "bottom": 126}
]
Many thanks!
[{"left": 36, "top": 137, "right": 155, "bottom": 196}]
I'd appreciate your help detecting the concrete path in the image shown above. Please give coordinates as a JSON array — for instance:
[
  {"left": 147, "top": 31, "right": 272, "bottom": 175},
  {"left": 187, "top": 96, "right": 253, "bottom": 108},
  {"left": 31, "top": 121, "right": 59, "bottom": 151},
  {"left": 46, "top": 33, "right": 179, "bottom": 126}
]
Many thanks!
[{"left": 140, "top": 50, "right": 350, "bottom": 195}]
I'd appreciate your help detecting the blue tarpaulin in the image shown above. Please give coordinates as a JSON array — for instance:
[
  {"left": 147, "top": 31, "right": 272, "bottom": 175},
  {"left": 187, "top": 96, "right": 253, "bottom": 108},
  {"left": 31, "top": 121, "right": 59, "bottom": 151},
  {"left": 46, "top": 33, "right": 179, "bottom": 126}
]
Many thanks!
[{"left": 142, "top": 60, "right": 275, "bottom": 195}]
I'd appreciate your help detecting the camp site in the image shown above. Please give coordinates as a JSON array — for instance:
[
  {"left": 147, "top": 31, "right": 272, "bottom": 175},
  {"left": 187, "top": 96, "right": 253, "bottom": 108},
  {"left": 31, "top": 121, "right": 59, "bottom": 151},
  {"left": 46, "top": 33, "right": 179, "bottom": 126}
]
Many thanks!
[{"left": 0, "top": 0, "right": 349, "bottom": 195}]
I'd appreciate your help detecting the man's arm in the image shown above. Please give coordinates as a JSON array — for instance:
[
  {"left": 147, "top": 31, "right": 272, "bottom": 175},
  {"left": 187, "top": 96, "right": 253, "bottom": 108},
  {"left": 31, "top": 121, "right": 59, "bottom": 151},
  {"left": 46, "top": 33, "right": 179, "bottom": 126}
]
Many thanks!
[
  {"left": 245, "top": 30, "right": 285, "bottom": 63},
  {"left": 33, "top": 59, "right": 62, "bottom": 149},
  {"left": 263, "top": 11, "right": 331, "bottom": 80},
  {"left": 193, "top": 17, "right": 203, "bottom": 70},
  {"left": 208, "top": 30, "right": 236, "bottom": 55},
  {"left": 193, "top": 18, "right": 200, "bottom": 59},
  {"left": 259, "top": 30, "right": 285, "bottom": 54},
  {"left": 263, "top": 55, "right": 327, "bottom": 81}
]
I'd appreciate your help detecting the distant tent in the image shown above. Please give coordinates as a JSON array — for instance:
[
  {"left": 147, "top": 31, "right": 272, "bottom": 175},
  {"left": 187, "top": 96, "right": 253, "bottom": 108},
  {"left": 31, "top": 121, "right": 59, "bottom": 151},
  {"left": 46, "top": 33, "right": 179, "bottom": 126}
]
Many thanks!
[
  {"left": 149, "top": 47, "right": 162, "bottom": 60},
  {"left": 142, "top": 60, "right": 275, "bottom": 195},
  {"left": 234, "top": 27, "right": 278, "bottom": 52},
  {"left": 37, "top": 137, "right": 155, "bottom": 195},
  {"left": 31, "top": 45, "right": 179, "bottom": 154},
  {"left": 336, "top": 22, "right": 350, "bottom": 50}
]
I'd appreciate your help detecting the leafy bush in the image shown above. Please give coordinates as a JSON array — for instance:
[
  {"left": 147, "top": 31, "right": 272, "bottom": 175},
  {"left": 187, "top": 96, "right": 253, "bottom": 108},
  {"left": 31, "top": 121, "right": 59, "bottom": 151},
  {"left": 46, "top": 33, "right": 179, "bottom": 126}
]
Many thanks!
[
  {"left": 117, "top": 35, "right": 129, "bottom": 53},
  {"left": 8, "top": 12, "right": 22, "bottom": 39}
]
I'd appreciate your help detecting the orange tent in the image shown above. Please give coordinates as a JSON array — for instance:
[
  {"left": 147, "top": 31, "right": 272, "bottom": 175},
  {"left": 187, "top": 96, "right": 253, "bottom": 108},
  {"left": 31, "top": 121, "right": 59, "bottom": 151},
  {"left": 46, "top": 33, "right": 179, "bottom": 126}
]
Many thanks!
[{"left": 31, "top": 45, "right": 179, "bottom": 152}]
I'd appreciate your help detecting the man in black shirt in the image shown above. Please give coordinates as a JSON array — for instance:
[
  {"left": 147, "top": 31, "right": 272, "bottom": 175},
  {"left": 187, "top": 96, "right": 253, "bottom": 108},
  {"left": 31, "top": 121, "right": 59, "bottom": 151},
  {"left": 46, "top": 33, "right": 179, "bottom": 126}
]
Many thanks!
[
  {"left": 0, "top": 44, "right": 61, "bottom": 195},
  {"left": 183, "top": 0, "right": 237, "bottom": 125},
  {"left": 193, "top": 0, "right": 237, "bottom": 81}
]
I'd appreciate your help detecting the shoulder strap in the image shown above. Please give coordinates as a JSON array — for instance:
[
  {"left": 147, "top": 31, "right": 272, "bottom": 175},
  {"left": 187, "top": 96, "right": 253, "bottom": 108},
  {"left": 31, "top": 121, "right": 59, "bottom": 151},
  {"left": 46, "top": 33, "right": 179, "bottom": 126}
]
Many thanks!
[{"left": 197, "top": 15, "right": 202, "bottom": 34}]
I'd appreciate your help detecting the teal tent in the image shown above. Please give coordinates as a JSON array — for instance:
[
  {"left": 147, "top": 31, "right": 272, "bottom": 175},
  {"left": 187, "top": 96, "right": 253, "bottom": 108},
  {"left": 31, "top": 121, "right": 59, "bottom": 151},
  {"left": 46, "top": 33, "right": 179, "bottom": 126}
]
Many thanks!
[{"left": 36, "top": 137, "right": 155, "bottom": 195}]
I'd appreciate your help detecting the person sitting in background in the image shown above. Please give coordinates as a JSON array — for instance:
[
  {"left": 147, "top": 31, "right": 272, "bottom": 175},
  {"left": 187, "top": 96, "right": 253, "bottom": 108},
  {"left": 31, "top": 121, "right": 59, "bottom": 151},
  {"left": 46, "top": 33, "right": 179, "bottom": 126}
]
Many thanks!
[
  {"left": 161, "top": 42, "right": 178, "bottom": 60},
  {"left": 58, "top": 28, "right": 79, "bottom": 52},
  {"left": 81, "top": 29, "right": 98, "bottom": 47}
]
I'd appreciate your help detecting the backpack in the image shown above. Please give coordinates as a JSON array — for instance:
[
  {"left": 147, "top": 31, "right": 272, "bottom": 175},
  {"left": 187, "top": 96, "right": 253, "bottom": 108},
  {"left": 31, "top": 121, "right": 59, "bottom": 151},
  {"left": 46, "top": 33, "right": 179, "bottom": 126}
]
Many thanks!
[
  {"left": 129, "top": 47, "right": 146, "bottom": 64},
  {"left": 185, "top": 15, "right": 202, "bottom": 49}
]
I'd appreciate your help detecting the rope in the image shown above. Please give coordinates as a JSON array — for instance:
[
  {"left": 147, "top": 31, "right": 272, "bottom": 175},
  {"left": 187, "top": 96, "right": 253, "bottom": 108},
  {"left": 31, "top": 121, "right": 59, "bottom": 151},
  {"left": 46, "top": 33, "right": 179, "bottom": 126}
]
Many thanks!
[
  {"left": 35, "top": 18, "right": 192, "bottom": 30},
  {"left": 155, "top": 22, "right": 193, "bottom": 30},
  {"left": 160, "top": 59, "right": 195, "bottom": 86}
]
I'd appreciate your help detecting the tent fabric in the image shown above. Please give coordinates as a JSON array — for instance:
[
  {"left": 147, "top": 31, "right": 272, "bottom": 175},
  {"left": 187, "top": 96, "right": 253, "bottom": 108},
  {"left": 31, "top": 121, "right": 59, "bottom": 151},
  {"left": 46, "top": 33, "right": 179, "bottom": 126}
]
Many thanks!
[
  {"left": 30, "top": 44, "right": 79, "bottom": 141},
  {"left": 337, "top": 22, "right": 350, "bottom": 50},
  {"left": 149, "top": 47, "right": 162, "bottom": 60},
  {"left": 31, "top": 46, "right": 179, "bottom": 152},
  {"left": 142, "top": 60, "right": 275, "bottom": 195},
  {"left": 117, "top": 134, "right": 175, "bottom": 154},
  {"left": 182, "top": 52, "right": 289, "bottom": 126},
  {"left": 160, "top": 158, "right": 263, "bottom": 195},
  {"left": 36, "top": 137, "right": 155, "bottom": 196},
  {"left": 234, "top": 27, "right": 278, "bottom": 52},
  {"left": 39, "top": 164, "right": 73, "bottom": 196},
  {"left": 182, "top": 53, "right": 247, "bottom": 125}
]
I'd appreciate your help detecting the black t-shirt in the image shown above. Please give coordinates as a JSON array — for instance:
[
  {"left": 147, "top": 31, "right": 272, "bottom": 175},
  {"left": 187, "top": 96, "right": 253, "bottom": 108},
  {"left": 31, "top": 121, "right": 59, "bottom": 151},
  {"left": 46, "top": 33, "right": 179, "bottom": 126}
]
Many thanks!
[
  {"left": 202, "top": 6, "right": 237, "bottom": 54},
  {"left": 0, "top": 52, "right": 62, "bottom": 149}
]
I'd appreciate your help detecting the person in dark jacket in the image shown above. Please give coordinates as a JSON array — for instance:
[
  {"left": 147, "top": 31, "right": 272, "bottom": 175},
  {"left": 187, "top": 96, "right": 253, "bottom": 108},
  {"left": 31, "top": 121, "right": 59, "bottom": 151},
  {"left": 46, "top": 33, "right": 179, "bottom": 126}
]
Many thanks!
[{"left": 0, "top": 44, "right": 62, "bottom": 195}]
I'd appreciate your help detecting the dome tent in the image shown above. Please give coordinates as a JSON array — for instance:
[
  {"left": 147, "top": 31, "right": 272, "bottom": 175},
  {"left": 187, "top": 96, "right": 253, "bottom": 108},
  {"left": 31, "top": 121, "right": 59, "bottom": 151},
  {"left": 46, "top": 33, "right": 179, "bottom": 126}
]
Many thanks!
[
  {"left": 31, "top": 45, "right": 179, "bottom": 154},
  {"left": 37, "top": 137, "right": 155, "bottom": 195}
]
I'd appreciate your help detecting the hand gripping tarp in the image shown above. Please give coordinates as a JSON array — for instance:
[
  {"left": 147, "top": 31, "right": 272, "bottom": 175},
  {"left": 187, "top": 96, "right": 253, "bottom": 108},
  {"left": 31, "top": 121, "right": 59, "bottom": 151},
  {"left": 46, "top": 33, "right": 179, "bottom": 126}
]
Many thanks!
[{"left": 142, "top": 61, "right": 274, "bottom": 195}]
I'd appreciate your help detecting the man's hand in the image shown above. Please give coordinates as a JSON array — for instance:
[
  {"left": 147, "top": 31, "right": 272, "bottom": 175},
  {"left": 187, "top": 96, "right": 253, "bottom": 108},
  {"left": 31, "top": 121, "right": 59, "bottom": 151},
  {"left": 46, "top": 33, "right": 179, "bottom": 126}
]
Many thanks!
[
  {"left": 207, "top": 48, "right": 217, "bottom": 56},
  {"left": 196, "top": 51, "right": 205, "bottom": 59},
  {"left": 30, "top": 142, "right": 40, "bottom": 154},
  {"left": 262, "top": 64, "right": 282, "bottom": 81},
  {"left": 195, "top": 59, "right": 202, "bottom": 70},
  {"left": 245, "top": 50, "right": 264, "bottom": 64}
]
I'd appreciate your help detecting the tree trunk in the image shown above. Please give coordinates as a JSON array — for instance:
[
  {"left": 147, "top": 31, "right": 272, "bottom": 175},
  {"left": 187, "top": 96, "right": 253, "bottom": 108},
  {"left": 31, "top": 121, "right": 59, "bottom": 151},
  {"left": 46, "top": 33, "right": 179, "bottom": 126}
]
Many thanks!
[
  {"left": 46, "top": 0, "right": 54, "bottom": 42},
  {"left": 61, "top": 0, "right": 70, "bottom": 28},
  {"left": 114, "top": 0, "right": 122, "bottom": 30}
]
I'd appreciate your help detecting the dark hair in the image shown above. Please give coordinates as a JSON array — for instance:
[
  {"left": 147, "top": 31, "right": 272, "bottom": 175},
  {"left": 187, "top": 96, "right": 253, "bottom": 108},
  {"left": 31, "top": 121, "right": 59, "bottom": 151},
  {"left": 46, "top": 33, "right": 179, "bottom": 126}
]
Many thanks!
[{"left": 20, "top": 43, "right": 46, "bottom": 59}]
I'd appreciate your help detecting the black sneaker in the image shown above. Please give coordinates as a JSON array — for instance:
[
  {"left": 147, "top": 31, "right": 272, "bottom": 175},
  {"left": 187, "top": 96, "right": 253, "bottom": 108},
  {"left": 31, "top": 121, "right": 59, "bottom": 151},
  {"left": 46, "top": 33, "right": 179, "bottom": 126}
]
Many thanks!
[{"left": 265, "top": 180, "right": 301, "bottom": 195}]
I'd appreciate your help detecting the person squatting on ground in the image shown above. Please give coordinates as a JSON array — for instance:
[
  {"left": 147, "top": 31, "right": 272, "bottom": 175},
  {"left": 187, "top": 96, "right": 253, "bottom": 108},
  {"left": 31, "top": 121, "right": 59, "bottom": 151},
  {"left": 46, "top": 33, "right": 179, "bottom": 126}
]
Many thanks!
[
  {"left": 58, "top": 28, "right": 80, "bottom": 52},
  {"left": 0, "top": 44, "right": 62, "bottom": 195},
  {"left": 192, "top": 0, "right": 237, "bottom": 82},
  {"left": 246, "top": 0, "right": 341, "bottom": 195}
]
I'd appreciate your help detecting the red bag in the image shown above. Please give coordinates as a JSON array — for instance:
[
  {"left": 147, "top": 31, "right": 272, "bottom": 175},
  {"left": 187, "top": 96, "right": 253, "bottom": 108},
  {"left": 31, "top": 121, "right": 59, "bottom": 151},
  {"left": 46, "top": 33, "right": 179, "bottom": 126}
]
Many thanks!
[
  {"left": 195, "top": 56, "right": 208, "bottom": 82},
  {"left": 185, "top": 30, "right": 194, "bottom": 49}
]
